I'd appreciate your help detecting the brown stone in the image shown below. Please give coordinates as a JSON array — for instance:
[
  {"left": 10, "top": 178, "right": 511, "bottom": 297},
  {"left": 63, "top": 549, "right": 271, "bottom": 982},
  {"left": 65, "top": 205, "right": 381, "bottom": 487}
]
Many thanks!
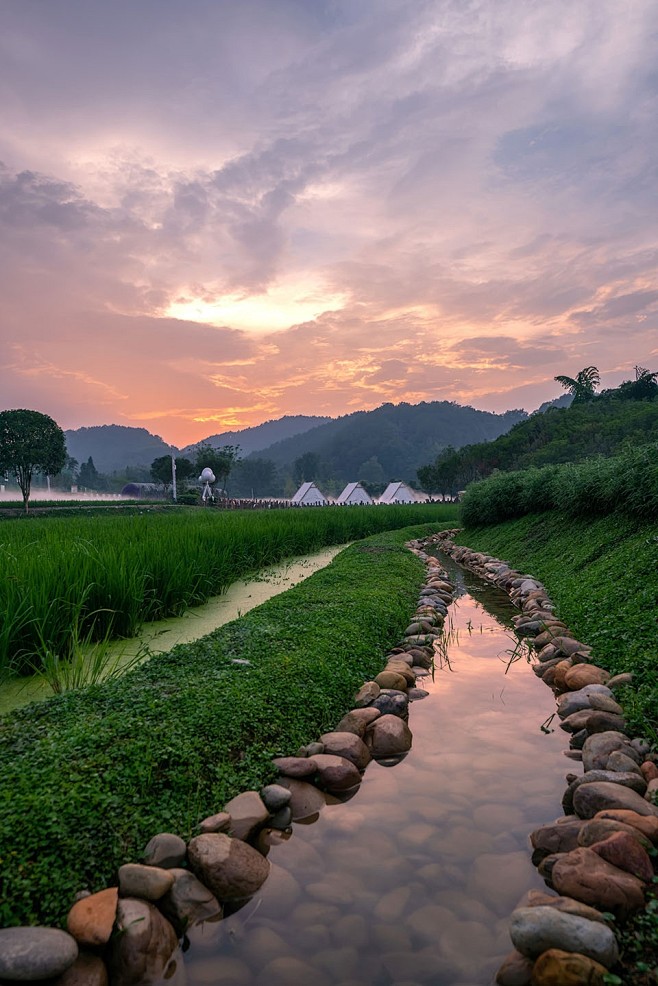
[
  {"left": 577, "top": 817, "right": 653, "bottom": 851},
  {"left": 495, "top": 949, "right": 533, "bottom": 985},
  {"left": 199, "top": 811, "right": 231, "bottom": 834},
  {"left": 523, "top": 890, "right": 608, "bottom": 923},
  {"left": 110, "top": 899, "right": 178, "bottom": 986},
  {"left": 276, "top": 777, "right": 327, "bottom": 820},
  {"left": 311, "top": 753, "right": 362, "bottom": 791},
  {"left": 552, "top": 637, "right": 593, "bottom": 658},
  {"left": 552, "top": 660, "right": 574, "bottom": 691},
  {"left": 54, "top": 952, "right": 108, "bottom": 986},
  {"left": 354, "top": 681, "right": 380, "bottom": 706},
  {"left": 641, "top": 760, "right": 658, "bottom": 783},
  {"left": 188, "top": 833, "right": 270, "bottom": 900},
  {"left": 66, "top": 888, "right": 118, "bottom": 948},
  {"left": 334, "top": 708, "right": 380, "bottom": 736},
  {"left": 563, "top": 666, "right": 610, "bottom": 690},
  {"left": 595, "top": 809, "right": 658, "bottom": 843},
  {"left": 368, "top": 714, "right": 413, "bottom": 757},
  {"left": 319, "top": 731, "right": 371, "bottom": 770},
  {"left": 224, "top": 790, "right": 270, "bottom": 841},
  {"left": 118, "top": 864, "right": 174, "bottom": 902},
  {"left": 374, "top": 670, "right": 408, "bottom": 691},
  {"left": 530, "top": 948, "right": 607, "bottom": 986},
  {"left": 590, "top": 831, "right": 655, "bottom": 882},
  {"left": 272, "top": 756, "right": 318, "bottom": 778},
  {"left": 530, "top": 819, "right": 586, "bottom": 859},
  {"left": 551, "top": 847, "right": 645, "bottom": 920},
  {"left": 157, "top": 867, "right": 221, "bottom": 934}
]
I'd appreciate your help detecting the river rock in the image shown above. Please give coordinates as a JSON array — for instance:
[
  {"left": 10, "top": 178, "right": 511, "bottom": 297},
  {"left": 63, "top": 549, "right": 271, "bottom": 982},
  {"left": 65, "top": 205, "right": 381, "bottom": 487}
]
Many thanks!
[
  {"left": 566, "top": 769, "right": 647, "bottom": 799},
  {"left": 143, "top": 833, "right": 186, "bottom": 869},
  {"left": 368, "top": 714, "right": 413, "bottom": 757},
  {"left": 573, "top": 781, "right": 658, "bottom": 819},
  {"left": 530, "top": 949, "right": 608, "bottom": 986},
  {"left": 118, "top": 864, "right": 174, "bottom": 902},
  {"left": 110, "top": 899, "right": 178, "bottom": 986},
  {"left": 66, "top": 888, "right": 118, "bottom": 947},
  {"left": 551, "top": 847, "right": 646, "bottom": 919},
  {"left": 557, "top": 687, "right": 614, "bottom": 719},
  {"left": 530, "top": 819, "right": 586, "bottom": 860},
  {"left": 590, "top": 831, "right": 655, "bottom": 882},
  {"left": 188, "top": 833, "right": 270, "bottom": 900},
  {"left": 384, "top": 661, "right": 416, "bottom": 685},
  {"left": 157, "top": 867, "right": 221, "bottom": 934},
  {"left": 374, "top": 670, "right": 409, "bottom": 691},
  {"left": 495, "top": 949, "right": 534, "bottom": 985},
  {"left": 311, "top": 753, "right": 362, "bottom": 791},
  {"left": 595, "top": 809, "right": 658, "bottom": 843},
  {"left": 509, "top": 906, "right": 618, "bottom": 966},
  {"left": 582, "top": 732, "right": 638, "bottom": 771},
  {"left": 577, "top": 817, "right": 653, "bottom": 851},
  {"left": 54, "top": 952, "right": 108, "bottom": 986},
  {"left": 277, "top": 777, "right": 327, "bottom": 820},
  {"left": 606, "top": 750, "right": 643, "bottom": 775},
  {"left": 372, "top": 690, "right": 409, "bottom": 717},
  {"left": 563, "top": 665, "right": 610, "bottom": 690},
  {"left": 260, "top": 784, "right": 292, "bottom": 812},
  {"left": 224, "top": 790, "right": 270, "bottom": 840},
  {"left": 257, "top": 956, "right": 331, "bottom": 986},
  {"left": 354, "top": 681, "right": 380, "bottom": 706},
  {"left": 523, "top": 890, "right": 608, "bottom": 923},
  {"left": 0, "top": 927, "right": 78, "bottom": 981},
  {"left": 334, "top": 708, "right": 381, "bottom": 736},
  {"left": 551, "top": 661, "right": 575, "bottom": 691},
  {"left": 272, "top": 756, "right": 318, "bottom": 778},
  {"left": 198, "top": 810, "right": 231, "bottom": 834},
  {"left": 584, "top": 711, "right": 628, "bottom": 734},
  {"left": 319, "top": 732, "right": 371, "bottom": 770},
  {"left": 551, "top": 638, "right": 592, "bottom": 658},
  {"left": 606, "top": 672, "right": 633, "bottom": 689},
  {"left": 641, "top": 760, "right": 658, "bottom": 782}
]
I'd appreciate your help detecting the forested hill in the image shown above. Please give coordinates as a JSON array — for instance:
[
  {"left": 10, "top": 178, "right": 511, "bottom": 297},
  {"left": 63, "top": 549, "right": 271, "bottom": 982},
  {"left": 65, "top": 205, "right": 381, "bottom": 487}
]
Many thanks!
[
  {"left": 251, "top": 402, "right": 527, "bottom": 483},
  {"left": 418, "top": 390, "right": 658, "bottom": 494},
  {"left": 66, "top": 426, "right": 176, "bottom": 474},
  {"left": 182, "top": 414, "right": 330, "bottom": 457}
]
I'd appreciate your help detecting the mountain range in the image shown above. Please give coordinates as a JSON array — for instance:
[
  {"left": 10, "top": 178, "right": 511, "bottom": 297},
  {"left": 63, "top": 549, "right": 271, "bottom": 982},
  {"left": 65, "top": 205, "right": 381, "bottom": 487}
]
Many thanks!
[{"left": 65, "top": 402, "right": 528, "bottom": 480}]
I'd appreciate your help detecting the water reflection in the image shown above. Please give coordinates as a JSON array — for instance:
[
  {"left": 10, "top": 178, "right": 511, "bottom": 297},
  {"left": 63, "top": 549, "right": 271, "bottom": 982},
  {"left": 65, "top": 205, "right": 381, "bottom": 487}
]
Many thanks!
[{"left": 182, "top": 558, "right": 566, "bottom": 986}]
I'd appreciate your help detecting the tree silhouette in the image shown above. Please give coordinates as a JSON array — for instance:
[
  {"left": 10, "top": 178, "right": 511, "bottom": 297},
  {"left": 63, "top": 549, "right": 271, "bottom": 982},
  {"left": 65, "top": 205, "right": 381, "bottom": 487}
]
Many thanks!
[
  {"left": 0, "top": 409, "right": 67, "bottom": 511},
  {"left": 554, "top": 366, "right": 600, "bottom": 404}
]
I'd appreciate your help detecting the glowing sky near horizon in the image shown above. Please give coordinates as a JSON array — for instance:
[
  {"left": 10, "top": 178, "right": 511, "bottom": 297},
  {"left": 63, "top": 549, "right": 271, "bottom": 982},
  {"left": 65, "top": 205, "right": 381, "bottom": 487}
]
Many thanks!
[{"left": 1, "top": 0, "right": 657, "bottom": 445}]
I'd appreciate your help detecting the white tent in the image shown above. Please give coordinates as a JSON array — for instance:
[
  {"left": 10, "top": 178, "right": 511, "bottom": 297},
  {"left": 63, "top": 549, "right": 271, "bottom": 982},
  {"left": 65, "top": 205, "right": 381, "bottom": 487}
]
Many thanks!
[
  {"left": 291, "top": 481, "right": 328, "bottom": 505},
  {"left": 378, "top": 481, "right": 418, "bottom": 504},
  {"left": 336, "top": 482, "right": 373, "bottom": 505}
]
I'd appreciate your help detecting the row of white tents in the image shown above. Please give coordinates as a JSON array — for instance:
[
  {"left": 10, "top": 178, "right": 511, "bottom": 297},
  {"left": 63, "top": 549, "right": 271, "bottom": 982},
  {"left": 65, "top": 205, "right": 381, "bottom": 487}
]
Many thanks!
[{"left": 291, "top": 480, "right": 426, "bottom": 506}]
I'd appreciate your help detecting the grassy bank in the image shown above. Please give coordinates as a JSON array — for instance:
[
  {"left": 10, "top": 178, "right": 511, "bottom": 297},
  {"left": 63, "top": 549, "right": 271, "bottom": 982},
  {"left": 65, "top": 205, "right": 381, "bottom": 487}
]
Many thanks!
[
  {"left": 0, "top": 503, "right": 457, "bottom": 675},
  {"left": 0, "top": 523, "right": 445, "bottom": 928},
  {"left": 459, "top": 511, "right": 658, "bottom": 742}
]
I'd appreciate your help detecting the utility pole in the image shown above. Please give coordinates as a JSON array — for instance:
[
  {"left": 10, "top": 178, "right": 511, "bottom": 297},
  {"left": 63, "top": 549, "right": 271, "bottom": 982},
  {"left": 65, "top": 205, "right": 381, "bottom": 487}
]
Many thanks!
[{"left": 171, "top": 455, "right": 177, "bottom": 503}]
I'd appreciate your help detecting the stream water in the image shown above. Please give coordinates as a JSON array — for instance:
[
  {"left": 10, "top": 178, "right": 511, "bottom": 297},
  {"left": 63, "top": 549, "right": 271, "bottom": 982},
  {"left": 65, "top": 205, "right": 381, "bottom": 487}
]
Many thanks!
[
  {"left": 179, "top": 556, "right": 568, "bottom": 986},
  {"left": 0, "top": 545, "right": 346, "bottom": 717}
]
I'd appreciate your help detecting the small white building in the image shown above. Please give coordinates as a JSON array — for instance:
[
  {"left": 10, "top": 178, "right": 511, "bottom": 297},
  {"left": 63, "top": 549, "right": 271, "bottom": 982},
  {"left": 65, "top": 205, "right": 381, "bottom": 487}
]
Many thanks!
[
  {"left": 336, "top": 482, "right": 373, "bottom": 505},
  {"left": 378, "top": 481, "right": 418, "bottom": 504},
  {"left": 291, "top": 481, "right": 328, "bottom": 505}
]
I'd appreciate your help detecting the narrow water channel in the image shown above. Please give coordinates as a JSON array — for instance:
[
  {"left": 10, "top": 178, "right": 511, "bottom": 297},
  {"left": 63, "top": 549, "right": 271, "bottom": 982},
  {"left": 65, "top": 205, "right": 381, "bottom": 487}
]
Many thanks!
[{"left": 181, "top": 556, "right": 567, "bottom": 986}]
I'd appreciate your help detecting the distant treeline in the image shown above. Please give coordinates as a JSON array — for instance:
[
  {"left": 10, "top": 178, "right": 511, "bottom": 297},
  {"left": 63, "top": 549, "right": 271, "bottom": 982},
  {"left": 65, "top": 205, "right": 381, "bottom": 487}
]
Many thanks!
[{"left": 418, "top": 384, "right": 658, "bottom": 496}]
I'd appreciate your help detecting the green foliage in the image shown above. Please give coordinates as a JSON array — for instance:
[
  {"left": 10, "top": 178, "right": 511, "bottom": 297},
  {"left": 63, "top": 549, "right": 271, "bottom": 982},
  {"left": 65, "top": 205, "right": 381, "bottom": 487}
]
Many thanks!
[
  {"left": 0, "top": 524, "right": 448, "bottom": 927},
  {"left": 418, "top": 380, "right": 658, "bottom": 493},
  {"left": 460, "top": 444, "right": 658, "bottom": 526},
  {"left": 554, "top": 365, "right": 600, "bottom": 403},
  {"left": 0, "top": 409, "right": 67, "bottom": 511},
  {"left": 193, "top": 443, "right": 241, "bottom": 489},
  {"left": 0, "top": 503, "right": 458, "bottom": 675}
]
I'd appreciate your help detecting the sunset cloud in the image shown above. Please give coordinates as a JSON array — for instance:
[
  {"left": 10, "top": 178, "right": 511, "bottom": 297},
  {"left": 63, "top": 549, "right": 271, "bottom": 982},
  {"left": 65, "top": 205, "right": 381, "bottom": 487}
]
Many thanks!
[{"left": 1, "top": 0, "right": 657, "bottom": 445}]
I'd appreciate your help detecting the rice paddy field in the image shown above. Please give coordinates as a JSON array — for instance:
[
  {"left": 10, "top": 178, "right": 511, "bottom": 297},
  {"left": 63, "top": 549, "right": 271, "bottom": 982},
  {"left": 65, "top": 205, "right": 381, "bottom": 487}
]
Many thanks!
[{"left": 0, "top": 503, "right": 458, "bottom": 677}]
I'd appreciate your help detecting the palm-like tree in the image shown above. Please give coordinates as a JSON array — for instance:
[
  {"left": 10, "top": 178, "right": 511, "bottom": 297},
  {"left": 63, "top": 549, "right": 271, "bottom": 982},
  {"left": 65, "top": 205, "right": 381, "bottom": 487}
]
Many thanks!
[{"left": 554, "top": 366, "right": 600, "bottom": 404}]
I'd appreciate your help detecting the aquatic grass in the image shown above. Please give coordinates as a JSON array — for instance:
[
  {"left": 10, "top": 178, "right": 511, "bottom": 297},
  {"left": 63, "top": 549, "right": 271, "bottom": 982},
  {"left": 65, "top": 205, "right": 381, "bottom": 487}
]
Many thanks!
[{"left": 0, "top": 504, "right": 458, "bottom": 675}]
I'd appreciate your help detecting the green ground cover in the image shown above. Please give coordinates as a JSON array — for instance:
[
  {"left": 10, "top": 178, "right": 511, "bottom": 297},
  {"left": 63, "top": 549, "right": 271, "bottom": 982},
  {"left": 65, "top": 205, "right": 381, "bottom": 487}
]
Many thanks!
[
  {"left": 0, "top": 523, "right": 447, "bottom": 928},
  {"left": 0, "top": 503, "right": 457, "bottom": 675}
]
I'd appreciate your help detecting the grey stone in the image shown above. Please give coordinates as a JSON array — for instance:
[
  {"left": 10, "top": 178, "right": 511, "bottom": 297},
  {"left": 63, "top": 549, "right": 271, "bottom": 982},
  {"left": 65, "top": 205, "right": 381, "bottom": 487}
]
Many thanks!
[
  {"left": 607, "top": 751, "right": 644, "bottom": 776},
  {"left": 269, "top": 805, "right": 293, "bottom": 829},
  {"left": 582, "top": 732, "right": 640, "bottom": 771},
  {"left": 188, "top": 832, "right": 270, "bottom": 900},
  {"left": 319, "top": 731, "right": 371, "bottom": 770},
  {"left": 157, "top": 867, "right": 221, "bottom": 934},
  {"left": 368, "top": 714, "right": 413, "bottom": 758},
  {"left": 0, "top": 927, "right": 78, "bottom": 982},
  {"left": 110, "top": 899, "right": 178, "bottom": 986},
  {"left": 509, "top": 906, "right": 618, "bottom": 966},
  {"left": 223, "top": 790, "right": 269, "bottom": 840},
  {"left": 143, "top": 833, "right": 186, "bottom": 869},
  {"left": 573, "top": 781, "right": 658, "bottom": 819},
  {"left": 372, "top": 689, "right": 409, "bottom": 717},
  {"left": 118, "top": 863, "right": 174, "bottom": 901},
  {"left": 260, "top": 784, "right": 292, "bottom": 812}
]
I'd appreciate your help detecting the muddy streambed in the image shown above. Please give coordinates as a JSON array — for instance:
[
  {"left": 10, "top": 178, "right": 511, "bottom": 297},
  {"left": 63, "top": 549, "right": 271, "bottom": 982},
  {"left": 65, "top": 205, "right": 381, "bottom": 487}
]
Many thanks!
[
  {"left": 0, "top": 545, "right": 347, "bottom": 717},
  {"left": 179, "top": 557, "right": 568, "bottom": 986}
]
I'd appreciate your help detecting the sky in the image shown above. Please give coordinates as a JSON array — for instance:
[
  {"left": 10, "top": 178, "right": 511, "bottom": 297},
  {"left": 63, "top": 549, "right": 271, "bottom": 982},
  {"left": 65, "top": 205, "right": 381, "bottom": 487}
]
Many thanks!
[{"left": 1, "top": 0, "right": 657, "bottom": 446}]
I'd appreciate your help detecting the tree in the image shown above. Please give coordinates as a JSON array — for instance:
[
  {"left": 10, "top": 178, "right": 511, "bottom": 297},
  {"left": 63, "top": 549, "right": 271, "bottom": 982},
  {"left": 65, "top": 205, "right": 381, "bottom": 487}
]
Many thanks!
[
  {"left": 78, "top": 456, "right": 101, "bottom": 490},
  {"left": 0, "top": 409, "right": 67, "bottom": 512},
  {"left": 151, "top": 455, "right": 195, "bottom": 493},
  {"left": 231, "top": 458, "right": 279, "bottom": 497},
  {"left": 616, "top": 365, "right": 658, "bottom": 401},
  {"left": 193, "top": 444, "right": 241, "bottom": 492},
  {"left": 554, "top": 366, "right": 600, "bottom": 404},
  {"left": 293, "top": 451, "right": 321, "bottom": 485}
]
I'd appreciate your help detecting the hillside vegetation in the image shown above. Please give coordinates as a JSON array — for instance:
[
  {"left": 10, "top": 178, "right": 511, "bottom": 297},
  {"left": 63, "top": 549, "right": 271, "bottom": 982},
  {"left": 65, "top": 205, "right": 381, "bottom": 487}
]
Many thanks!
[{"left": 419, "top": 383, "right": 658, "bottom": 494}]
